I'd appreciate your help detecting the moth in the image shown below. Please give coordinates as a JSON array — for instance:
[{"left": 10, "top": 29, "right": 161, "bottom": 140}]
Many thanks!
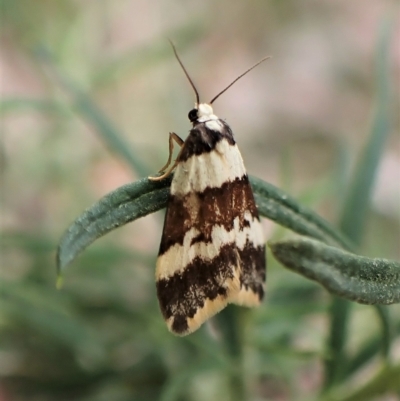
[{"left": 149, "top": 43, "right": 268, "bottom": 335}]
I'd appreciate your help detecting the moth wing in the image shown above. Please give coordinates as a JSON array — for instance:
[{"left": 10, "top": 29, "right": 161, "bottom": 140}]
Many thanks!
[{"left": 156, "top": 129, "right": 265, "bottom": 335}]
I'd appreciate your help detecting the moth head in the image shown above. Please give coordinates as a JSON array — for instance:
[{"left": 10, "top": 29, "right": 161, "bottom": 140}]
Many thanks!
[{"left": 188, "top": 103, "right": 214, "bottom": 123}]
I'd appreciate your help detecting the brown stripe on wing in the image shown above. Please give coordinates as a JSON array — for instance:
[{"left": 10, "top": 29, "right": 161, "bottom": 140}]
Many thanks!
[
  {"left": 156, "top": 242, "right": 241, "bottom": 335},
  {"left": 178, "top": 121, "right": 235, "bottom": 162},
  {"left": 237, "top": 240, "right": 266, "bottom": 302},
  {"left": 159, "top": 175, "right": 259, "bottom": 255}
]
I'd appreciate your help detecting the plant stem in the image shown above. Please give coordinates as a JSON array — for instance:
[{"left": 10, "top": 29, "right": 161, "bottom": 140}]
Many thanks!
[{"left": 217, "top": 306, "right": 247, "bottom": 401}]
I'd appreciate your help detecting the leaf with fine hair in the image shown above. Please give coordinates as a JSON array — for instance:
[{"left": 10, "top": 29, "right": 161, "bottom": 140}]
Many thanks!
[
  {"left": 324, "top": 16, "right": 396, "bottom": 390},
  {"left": 57, "top": 176, "right": 399, "bottom": 307},
  {"left": 56, "top": 176, "right": 352, "bottom": 275},
  {"left": 57, "top": 177, "right": 171, "bottom": 274},
  {"left": 269, "top": 236, "right": 400, "bottom": 305}
]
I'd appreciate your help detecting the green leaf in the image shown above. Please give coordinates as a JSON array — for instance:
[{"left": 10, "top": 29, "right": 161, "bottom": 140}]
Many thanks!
[
  {"left": 251, "top": 177, "right": 353, "bottom": 250},
  {"left": 71, "top": 90, "right": 150, "bottom": 176},
  {"left": 324, "top": 364, "right": 400, "bottom": 401},
  {"left": 56, "top": 176, "right": 351, "bottom": 274},
  {"left": 339, "top": 18, "right": 392, "bottom": 246},
  {"left": 57, "top": 177, "right": 171, "bottom": 274},
  {"left": 269, "top": 236, "right": 400, "bottom": 305},
  {"left": 0, "top": 98, "right": 67, "bottom": 115},
  {"left": 1, "top": 282, "right": 105, "bottom": 359},
  {"left": 91, "top": 22, "right": 204, "bottom": 89},
  {"left": 159, "top": 359, "right": 220, "bottom": 401},
  {"left": 35, "top": 46, "right": 149, "bottom": 177},
  {"left": 325, "top": 15, "right": 395, "bottom": 390}
]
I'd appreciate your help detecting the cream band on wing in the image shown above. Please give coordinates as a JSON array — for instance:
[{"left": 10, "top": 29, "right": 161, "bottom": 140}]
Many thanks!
[
  {"left": 166, "top": 273, "right": 242, "bottom": 335},
  {"left": 156, "top": 211, "right": 264, "bottom": 280},
  {"left": 229, "top": 286, "right": 262, "bottom": 307},
  {"left": 171, "top": 139, "right": 246, "bottom": 197}
]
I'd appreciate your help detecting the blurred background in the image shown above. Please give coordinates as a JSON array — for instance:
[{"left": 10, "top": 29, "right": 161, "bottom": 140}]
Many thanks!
[{"left": 1, "top": 1, "right": 399, "bottom": 400}]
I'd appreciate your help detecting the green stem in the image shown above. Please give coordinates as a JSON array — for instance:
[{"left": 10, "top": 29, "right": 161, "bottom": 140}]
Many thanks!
[
  {"left": 323, "top": 15, "right": 394, "bottom": 391},
  {"left": 323, "top": 298, "right": 350, "bottom": 388},
  {"left": 216, "top": 306, "right": 246, "bottom": 401},
  {"left": 322, "top": 364, "right": 400, "bottom": 401}
]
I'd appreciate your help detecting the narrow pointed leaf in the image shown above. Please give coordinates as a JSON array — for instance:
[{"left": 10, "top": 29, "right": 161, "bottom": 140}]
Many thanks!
[
  {"left": 35, "top": 46, "right": 149, "bottom": 176},
  {"left": 269, "top": 237, "right": 400, "bottom": 305},
  {"left": 251, "top": 177, "right": 353, "bottom": 250},
  {"left": 339, "top": 18, "right": 392, "bottom": 245},
  {"left": 57, "top": 177, "right": 171, "bottom": 273},
  {"left": 325, "top": 17, "right": 395, "bottom": 390},
  {"left": 0, "top": 98, "right": 67, "bottom": 115},
  {"left": 325, "top": 364, "right": 400, "bottom": 401},
  {"left": 57, "top": 176, "right": 352, "bottom": 274}
]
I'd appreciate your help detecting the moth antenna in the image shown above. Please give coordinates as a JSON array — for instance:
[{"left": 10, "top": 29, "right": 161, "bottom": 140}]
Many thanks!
[
  {"left": 209, "top": 55, "right": 271, "bottom": 105},
  {"left": 169, "top": 40, "right": 200, "bottom": 106}
]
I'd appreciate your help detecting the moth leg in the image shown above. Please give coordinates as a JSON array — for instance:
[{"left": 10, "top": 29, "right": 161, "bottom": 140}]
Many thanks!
[
  {"left": 157, "top": 133, "right": 184, "bottom": 173},
  {"left": 148, "top": 133, "right": 184, "bottom": 181}
]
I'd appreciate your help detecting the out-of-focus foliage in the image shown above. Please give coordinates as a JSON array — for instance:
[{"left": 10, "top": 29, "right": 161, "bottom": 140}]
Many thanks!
[{"left": 1, "top": 1, "right": 399, "bottom": 400}]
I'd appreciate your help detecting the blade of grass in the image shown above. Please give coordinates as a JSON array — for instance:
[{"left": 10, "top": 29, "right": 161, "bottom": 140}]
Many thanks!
[
  {"left": 251, "top": 177, "right": 353, "bottom": 250},
  {"left": 323, "top": 364, "right": 400, "bottom": 401},
  {"left": 56, "top": 176, "right": 353, "bottom": 275},
  {"left": 34, "top": 46, "right": 149, "bottom": 177},
  {"left": 216, "top": 306, "right": 247, "bottom": 401},
  {"left": 324, "top": 15, "right": 394, "bottom": 390},
  {"left": 56, "top": 177, "right": 171, "bottom": 274},
  {"left": 0, "top": 98, "right": 67, "bottom": 115},
  {"left": 91, "top": 22, "right": 204, "bottom": 89},
  {"left": 339, "top": 27, "right": 392, "bottom": 245}
]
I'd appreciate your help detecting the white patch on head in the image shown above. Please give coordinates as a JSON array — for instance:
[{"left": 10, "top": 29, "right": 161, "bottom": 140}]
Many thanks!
[
  {"left": 195, "top": 103, "right": 223, "bottom": 132},
  {"left": 155, "top": 211, "right": 264, "bottom": 280},
  {"left": 197, "top": 103, "right": 217, "bottom": 120},
  {"left": 171, "top": 139, "right": 246, "bottom": 196}
]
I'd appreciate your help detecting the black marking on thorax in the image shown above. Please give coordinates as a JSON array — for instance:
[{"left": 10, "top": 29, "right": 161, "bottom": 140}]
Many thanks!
[{"left": 178, "top": 120, "right": 235, "bottom": 162}]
